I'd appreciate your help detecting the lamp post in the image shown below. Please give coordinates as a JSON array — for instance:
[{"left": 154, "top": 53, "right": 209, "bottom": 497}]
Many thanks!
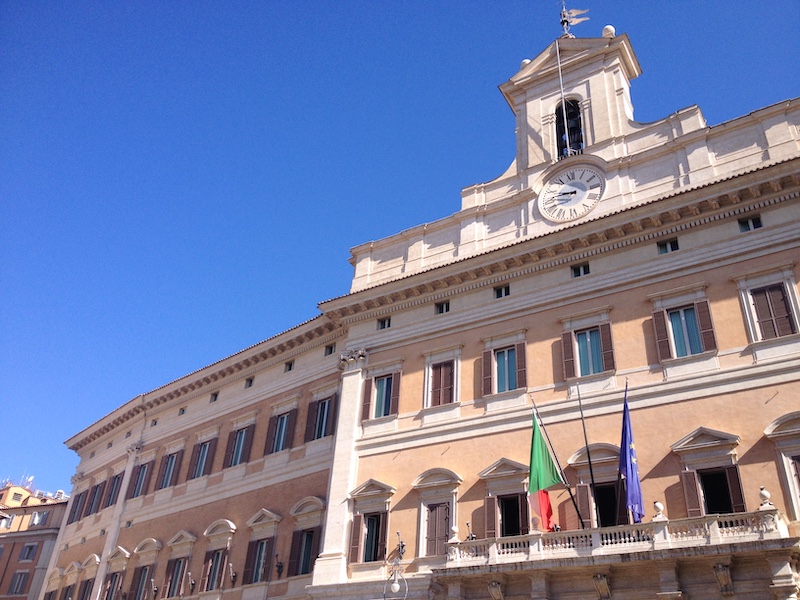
[{"left": 383, "top": 532, "right": 407, "bottom": 600}]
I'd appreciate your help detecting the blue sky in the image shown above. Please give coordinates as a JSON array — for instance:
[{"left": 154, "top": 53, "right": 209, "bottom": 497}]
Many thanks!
[{"left": 2, "top": 1, "right": 798, "bottom": 494}]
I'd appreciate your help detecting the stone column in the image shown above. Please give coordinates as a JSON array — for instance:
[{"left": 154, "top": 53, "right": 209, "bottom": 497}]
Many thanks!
[{"left": 311, "top": 349, "right": 367, "bottom": 585}]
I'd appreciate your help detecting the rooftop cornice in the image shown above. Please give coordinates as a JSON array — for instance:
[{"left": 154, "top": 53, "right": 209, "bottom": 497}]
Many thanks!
[
  {"left": 320, "top": 158, "right": 800, "bottom": 325},
  {"left": 67, "top": 318, "right": 342, "bottom": 451}
]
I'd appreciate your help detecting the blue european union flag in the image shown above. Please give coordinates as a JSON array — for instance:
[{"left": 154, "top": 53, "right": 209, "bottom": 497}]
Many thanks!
[{"left": 619, "top": 382, "right": 644, "bottom": 522}]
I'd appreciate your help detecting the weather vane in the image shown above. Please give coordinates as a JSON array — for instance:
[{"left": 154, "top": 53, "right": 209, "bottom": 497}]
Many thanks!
[{"left": 560, "top": 1, "right": 589, "bottom": 36}]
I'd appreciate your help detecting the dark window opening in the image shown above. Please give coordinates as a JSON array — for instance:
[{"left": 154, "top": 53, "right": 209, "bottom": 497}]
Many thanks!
[
  {"left": 498, "top": 494, "right": 528, "bottom": 537},
  {"left": 556, "top": 99, "right": 584, "bottom": 158},
  {"left": 699, "top": 469, "right": 734, "bottom": 514}
]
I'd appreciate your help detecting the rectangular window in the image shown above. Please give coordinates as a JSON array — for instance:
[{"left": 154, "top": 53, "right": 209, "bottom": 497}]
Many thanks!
[
  {"left": 751, "top": 283, "right": 797, "bottom": 340},
  {"left": 67, "top": 491, "right": 87, "bottom": 524},
  {"left": 305, "top": 395, "right": 337, "bottom": 443},
  {"left": 0, "top": 515, "right": 11, "bottom": 528},
  {"left": 210, "top": 392, "right": 218, "bottom": 402},
  {"left": 571, "top": 263, "right": 590, "bottom": 278},
  {"left": 435, "top": 301, "right": 450, "bottom": 315},
  {"left": 273, "top": 414, "right": 289, "bottom": 452},
  {"left": 657, "top": 238, "right": 679, "bottom": 254},
  {"left": 363, "top": 513, "right": 386, "bottom": 562},
  {"left": 377, "top": 317, "right": 391, "bottom": 330},
  {"left": 288, "top": 528, "right": 320, "bottom": 576},
  {"left": 30, "top": 511, "right": 49, "bottom": 526},
  {"left": 576, "top": 327, "right": 603, "bottom": 375},
  {"left": 738, "top": 215, "right": 762, "bottom": 232},
  {"left": 314, "top": 398, "right": 331, "bottom": 439},
  {"left": 157, "top": 451, "right": 183, "bottom": 489},
  {"left": 85, "top": 481, "right": 107, "bottom": 516},
  {"left": 425, "top": 503, "right": 450, "bottom": 556},
  {"left": 227, "top": 427, "right": 251, "bottom": 467},
  {"left": 244, "top": 538, "right": 272, "bottom": 584},
  {"left": 59, "top": 583, "right": 74, "bottom": 600},
  {"left": 130, "top": 565, "right": 151, "bottom": 600},
  {"left": 104, "top": 473, "right": 123, "bottom": 508},
  {"left": 129, "top": 463, "right": 151, "bottom": 498},
  {"left": 324, "top": 343, "right": 336, "bottom": 356},
  {"left": 374, "top": 375, "right": 394, "bottom": 418},
  {"left": 562, "top": 323, "right": 614, "bottom": 379},
  {"left": 103, "top": 572, "right": 121, "bottom": 600},
  {"left": 9, "top": 572, "right": 29, "bottom": 595},
  {"left": 19, "top": 543, "right": 37, "bottom": 561},
  {"left": 245, "top": 377, "right": 254, "bottom": 388},
  {"left": 498, "top": 494, "right": 529, "bottom": 537},
  {"left": 429, "top": 361, "right": 454, "bottom": 406},
  {"left": 494, "top": 347, "right": 517, "bottom": 392},
  {"left": 667, "top": 306, "right": 703, "bottom": 357},
  {"left": 77, "top": 579, "right": 93, "bottom": 600},
  {"left": 165, "top": 558, "right": 186, "bottom": 598},
  {"left": 652, "top": 300, "right": 717, "bottom": 361},
  {"left": 284, "top": 360, "right": 294, "bottom": 372},
  {"left": 204, "top": 549, "right": 226, "bottom": 591},
  {"left": 193, "top": 440, "right": 212, "bottom": 478},
  {"left": 494, "top": 284, "right": 510, "bottom": 299}
]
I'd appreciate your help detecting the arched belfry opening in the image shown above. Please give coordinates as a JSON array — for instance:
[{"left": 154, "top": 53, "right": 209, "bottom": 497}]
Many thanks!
[{"left": 555, "top": 99, "right": 584, "bottom": 158}]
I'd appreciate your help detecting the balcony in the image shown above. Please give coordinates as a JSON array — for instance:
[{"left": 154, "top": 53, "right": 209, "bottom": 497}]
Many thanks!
[{"left": 445, "top": 508, "right": 791, "bottom": 567}]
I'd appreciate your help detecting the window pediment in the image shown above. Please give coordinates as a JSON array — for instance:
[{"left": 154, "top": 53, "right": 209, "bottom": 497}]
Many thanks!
[
  {"left": 411, "top": 469, "right": 462, "bottom": 490},
  {"left": 106, "top": 546, "right": 130, "bottom": 572},
  {"left": 478, "top": 458, "right": 528, "bottom": 481},
  {"left": 568, "top": 443, "right": 620, "bottom": 483},
  {"left": 134, "top": 538, "right": 161, "bottom": 565},
  {"left": 671, "top": 427, "right": 740, "bottom": 470},
  {"left": 351, "top": 479, "right": 396, "bottom": 514},
  {"left": 167, "top": 530, "right": 196, "bottom": 558}
]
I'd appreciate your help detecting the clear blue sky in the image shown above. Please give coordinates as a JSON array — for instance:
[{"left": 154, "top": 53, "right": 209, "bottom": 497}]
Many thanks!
[{"left": 2, "top": 1, "right": 798, "bottom": 494}]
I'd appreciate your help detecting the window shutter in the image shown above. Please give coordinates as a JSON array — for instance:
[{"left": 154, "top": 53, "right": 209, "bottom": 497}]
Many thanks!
[
  {"left": 441, "top": 361, "right": 454, "bottom": 404},
  {"left": 348, "top": 514, "right": 363, "bottom": 564},
  {"left": 204, "top": 438, "right": 218, "bottom": 476},
  {"left": 156, "top": 455, "right": 169, "bottom": 490},
  {"left": 265, "top": 416, "right": 278, "bottom": 455},
  {"left": 515, "top": 342, "right": 527, "bottom": 389},
  {"left": 482, "top": 349, "right": 493, "bottom": 396},
  {"left": 426, "top": 503, "right": 449, "bottom": 556},
  {"left": 389, "top": 373, "right": 400, "bottom": 415},
  {"left": 431, "top": 363, "right": 443, "bottom": 407},
  {"left": 615, "top": 478, "right": 629, "bottom": 525},
  {"left": 223, "top": 431, "right": 237, "bottom": 468},
  {"left": 243, "top": 540, "right": 257, "bottom": 584},
  {"left": 129, "top": 567, "right": 143, "bottom": 595},
  {"left": 752, "top": 287, "right": 777, "bottom": 339},
  {"left": 561, "top": 333, "right": 576, "bottom": 379},
  {"left": 163, "top": 559, "right": 176, "bottom": 595},
  {"left": 186, "top": 444, "right": 201, "bottom": 481},
  {"left": 681, "top": 470, "right": 703, "bottom": 517},
  {"left": 200, "top": 551, "right": 214, "bottom": 592},
  {"left": 308, "top": 527, "right": 322, "bottom": 573},
  {"left": 599, "top": 323, "right": 615, "bottom": 372},
  {"left": 770, "top": 284, "right": 797, "bottom": 337},
  {"left": 240, "top": 424, "right": 254, "bottom": 463},
  {"left": 361, "top": 379, "right": 372, "bottom": 421},
  {"left": 126, "top": 468, "right": 140, "bottom": 499},
  {"left": 261, "top": 539, "right": 274, "bottom": 582},
  {"left": 284, "top": 409, "right": 297, "bottom": 449},
  {"left": 141, "top": 461, "right": 154, "bottom": 496},
  {"left": 725, "top": 465, "right": 746, "bottom": 513},
  {"left": 652, "top": 310, "right": 672, "bottom": 361},
  {"left": 326, "top": 394, "right": 339, "bottom": 436},
  {"left": 172, "top": 450, "right": 184, "bottom": 486},
  {"left": 518, "top": 493, "right": 530, "bottom": 535},
  {"left": 576, "top": 483, "right": 592, "bottom": 529},
  {"left": 304, "top": 400, "right": 320, "bottom": 443},
  {"left": 694, "top": 300, "right": 717, "bottom": 352},
  {"left": 377, "top": 512, "right": 388, "bottom": 562},
  {"left": 94, "top": 481, "right": 107, "bottom": 513},
  {"left": 484, "top": 496, "right": 497, "bottom": 538}
]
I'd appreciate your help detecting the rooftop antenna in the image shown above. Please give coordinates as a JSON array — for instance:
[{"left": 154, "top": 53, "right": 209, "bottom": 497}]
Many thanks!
[{"left": 556, "top": 2, "right": 589, "bottom": 157}]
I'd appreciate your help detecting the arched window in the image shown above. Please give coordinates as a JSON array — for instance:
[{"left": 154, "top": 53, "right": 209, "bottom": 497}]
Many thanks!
[{"left": 555, "top": 99, "right": 584, "bottom": 158}]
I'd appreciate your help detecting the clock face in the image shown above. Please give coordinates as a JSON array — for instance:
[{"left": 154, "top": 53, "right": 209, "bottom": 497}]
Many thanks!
[{"left": 538, "top": 167, "right": 606, "bottom": 222}]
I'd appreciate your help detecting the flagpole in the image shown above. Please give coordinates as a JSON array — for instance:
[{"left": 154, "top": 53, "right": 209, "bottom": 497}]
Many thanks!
[
  {"left": 529, "top": 396, "right": 587, "bottom": 529},
  {"left": 575, "top": 383, "right": 600, "bottom": 527}
]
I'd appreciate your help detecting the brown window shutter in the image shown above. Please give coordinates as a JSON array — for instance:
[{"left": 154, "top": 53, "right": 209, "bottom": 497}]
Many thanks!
[
  {"left": 694, "top": 300, "right": 717, "bottom": 352},
  {"left": 140, "top": 461, "right": 154, "bottom": 496},
  {"left": 348, "top": 514, "right": 363, "bottom": 564},
  {"left": 308, "top": 526, "right": 322, "bottom": 573},
  {"left": 241, "top": 424, "right": 255, "bottom": 463},
  {"left": 361, "top": 379, "right": 372, "bottom": 421},
  {"left": 156, "top": 456, "right": 168, "bottom": 490},
  {"left": 518, "top": 492, "right": 530, "bottom": 534},
  {"left": 304, "top": 400, "right": 319, "bottom": 443},
  {"left": 186, "top": 444, "right": 200, "bottom": 481},
  {"left": 576, "top": 483, "right": 592, "bottom": 528},
  {"left": 431, "top": 363, "right": 443, "bottom": 407},
  {"left": 261, "top": 539, "right": 274, "bottom": 582},
  {"left": 770, "top": 284, "right": 797, "bottom": 337},
  {"left": 652, "top": 310, "right": 672, "bottom": 361},
  {"left": 264, "top": 416, "right": 278, "bottom": 455},
  {"left": 200, "top": 551, "right": 214, "bottom": 591},
  {"left": 599, "top": 323, "right": 615, "bottom": 372},
  {"left": 681, "top": 470, "right": 703, "bottom": 517},
  {"left": 752, "top": 287, "right": 777, "bottom": 339},
  {"left": 725, "top": 465, "right": 746, "bottom": 513},
  {"left": 427, "top": 503, "right": 449, "bottom": 555},
  {"left": 484, "top": 496, "right": 497, "bottom": 538},
  {"left": 377, "top": 512, "right": 388, "bottom": 562},
  {"left": 125, "top": 468, "right": 139, "bottom": 500},
  {"left": 441, "top": 361, "right": 454, "bottom": 404},
  {"left": 389, "top": 373, "right": 401, "bottom": 415},
  {"left": 172, "top": 449, "right": 184, "bottom": 486},
  {"left": 223, "top": 431, "right": 236, "bottom": 468},
  {"left": 243, "top": 540, "right": 257, "bottom": 584},
  {"left": 204, "top": 437, "right": 218, "bottom": 476},
  {"left": 515, "top": 342, "right": 527, "bottom": 389},
  {"left": 482, "top": 349, "right": 493, "bottom": 396},
  {"left": 326, "top": 394, "right": 339, "bottom": 436},
  {"left": 561, "top": 332, "right": 576, "bottom": 379},
  {"left": 284, "top": 409, "right": 297, "bottom": 449},
  {"left": 128, "top": 567, "right": 142, "bottom": 595},
  {"left": 94, "top": 481, "right": 107, "bottom": 513}
]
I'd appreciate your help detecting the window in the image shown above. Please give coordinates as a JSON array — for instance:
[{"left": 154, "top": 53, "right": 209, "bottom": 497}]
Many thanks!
[
  {"left": 425, "top": 503, "right": 450, "bottom": 555},
  {"left": 576, "top": 481, "right": 628, "bottom": 528},
  {"left": 67, "top": 491, "right": 87, "bottom": 524},
  {"left": 561, "top": 323, "right": 614, "bottom": 379},
  {"left": 653, "top": 301, "right": 717, "bottom": 360},
  {"left": 164, "top": 558, "right": 187, "bottom": 598},
  {"left": 682, "top": 466, "right": 746, "bottom": 516},
  {"left": 188, "top": 438, "right": 217, "bottom": 479},
  {"left": 210, "top": 392, "right": 218, "bottom": 403},
  {"left": 150, "top": 420, "right": 157, "bottom": 427},
  {"left": 178, "top": 407, "right": 186, "bottom": 415},
  {"left": 9, "top": 572, "right": 29, "bottom": 595},
  {"left": 435, "top": 301, "right": 450, "bottom": 315},
  {"left": 429, "top": 361, "right": 454, "bottom": 406},
  {"left": 494, "top": 285, "right": 510, "bottom": 299},
  {"left": 266, "top": 410, "right": 296, "bottom": 454},
  {"left": 85, "top": 481, "right": 107, "bottom": 516},
  {"left": 482, "top": 341, "right": 526, "bottom": 396},
  {"left": 284, "top": 360, "right": 294, "bottom": 372},
  {"left": 361, "top": 370, "right": 401, "bottom": 421},
  {"left": 12, "top": 492, "right": 22, "bottom": 502},
  {"left": 103, "top": 572, "right": 122, "bottom": 600},
  {"left": 244, "top": 538, "right": 273, "bottom": 584},
  {"left": 19, "top": 543, "right": 37, "bottom": 561},
  {"left": 571, "top": 263, "right": 590, "bottom": 278},
  {"left": 738, "top": 215, "right": 762, "bottom": 232},
  {"left": 77, "top": 579, "right": 93, "bottom": 600},
  {"left": 324, "top": 343, "right": 336, "bottom": 356},
  {"left": 126, "top": 461, "right": 154, "bottom": 499},
  {"left": 30, "top": 511, "right": 49, "bottom": 526},
  {"left": 104, "top": 473, "right": 123, "bottom": 508},
  {"left": 225, "top": 425, "right": 254, "bottom": 467},
  {"left": 0, "top": 514, "right": 11, "bottom": 528},
  {"left": 555, "top": 99, "right": 584, "bottom": 158},
  {"left": 203, "top": 549, "right": 226, "bottom": 591},
  {"left": 305, "top": 395, "right": 338, "bottom": 442},
  {"left": 751, "top": 284, "right": 797, "bottom": 340},
  {"left": 157, "top": 450, "right": 184, "bottom": 489},
  {"left": 288, "top": 528, "right": 320, "bottom": 576},
  {"left": 377, "top": 317, "right": 391, "bottom": 330},
  {"left": 130, "top": 565, "right": 151, "bottom": 600},
  {"left": 484, "top": 493, "right": 529, "bottom": 538},
  {"left": 59, "top": 583, "right": 74, "bottom": 600},
  {"left": 657, "top": 238, "right": 679, "bottom": 254},
  {"left": 245, "top": 377, "right": 254, "bottom": 388},
  {"left": 349, "top": 512, "right": 387, "bottom": 563}
]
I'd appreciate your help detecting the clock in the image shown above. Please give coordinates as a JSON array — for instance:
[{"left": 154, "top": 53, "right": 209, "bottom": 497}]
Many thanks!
[{"left": 538, "top": 167, "right": 606, "bottom": 222}]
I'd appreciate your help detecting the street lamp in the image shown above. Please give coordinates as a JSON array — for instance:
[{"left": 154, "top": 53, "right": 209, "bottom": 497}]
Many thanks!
[{"left": 383, "top": 532, "right": 407, "bottom": 600}]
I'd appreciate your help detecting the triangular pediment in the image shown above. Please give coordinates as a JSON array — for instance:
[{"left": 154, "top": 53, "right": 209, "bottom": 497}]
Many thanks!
[
  {"left": 478, "top": 458, "right": 529, "bottom": 480},
  {"left": 671, "top": 427, "right": 740, "bottom": 453},
  {"left": 167, "top": 530, "right": 197, "bottom": 547},
  {"left": 107, "top": 546, "right": 130, "bottom": 562},
  {"left": 63, "top": 561, "right": 82, "bottom": 575},
  {"left": 351, "top": 478, "right": 396, "bottom": 499},
  {"left": 246, "top": 509, "right": 281, "bottom": 529}
]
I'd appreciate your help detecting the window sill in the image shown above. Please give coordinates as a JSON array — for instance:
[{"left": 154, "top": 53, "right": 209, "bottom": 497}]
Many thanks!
[
  {"left": 750, "top": 333, "right": 800, "bottom": 363},
  {"left": 480, "top": 389, "right": 528, "bottom": 413},
  {"left": 348, "top": 561, "right": 386, "bottom": 580},
  {"left": 361, "top": 414, "right": 398, "bottom": 437},
  {"left": 304, "top": 435, "right": 333, "bottom": 456},
  {"left": 420, "top": 402, "right": 461, "bottom": 425},
  {"left": 661, "top": 351, "right": 719, "bottom": 380},
  {"left": 221, "top": 462, "right": 247, "bottom": 482},
  {"left": 566, "top": 372, "right": 616, "bottom": 397}
]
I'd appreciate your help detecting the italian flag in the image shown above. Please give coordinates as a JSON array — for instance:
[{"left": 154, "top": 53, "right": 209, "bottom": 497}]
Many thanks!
[{"left": 529, "top": 410, "right": 564, "bottom": 531}]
